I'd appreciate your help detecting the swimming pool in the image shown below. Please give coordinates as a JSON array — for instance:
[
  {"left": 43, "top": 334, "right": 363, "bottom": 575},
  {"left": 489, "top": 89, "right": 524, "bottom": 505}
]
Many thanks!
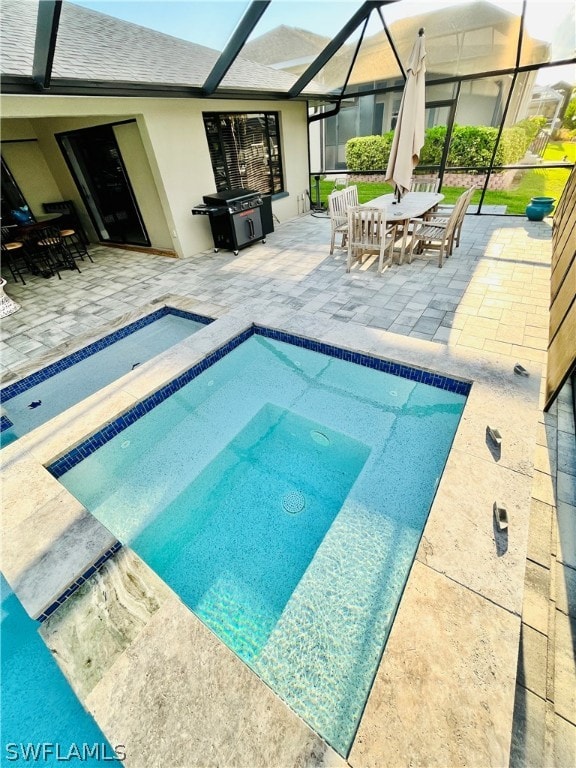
[
  {"left": 0, "top": 574, "right": 122, "bottom": 764},
  {"left": 54, "top": 329, "right": 468, "bottom": 755},
  {"left": 0, "top": 307, "right": 211, "bottom": 446}
]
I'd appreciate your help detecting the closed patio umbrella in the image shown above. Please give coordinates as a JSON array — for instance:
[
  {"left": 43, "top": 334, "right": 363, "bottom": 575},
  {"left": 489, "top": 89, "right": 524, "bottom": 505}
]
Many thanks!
[{"left": 385, "top": 28, "right": 427, "bottom": 201}]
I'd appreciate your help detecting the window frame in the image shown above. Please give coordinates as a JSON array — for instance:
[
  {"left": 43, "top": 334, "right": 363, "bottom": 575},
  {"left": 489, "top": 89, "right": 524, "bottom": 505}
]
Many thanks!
[{"left": 202, "top": 111, "right": 285, "bottom": 195}]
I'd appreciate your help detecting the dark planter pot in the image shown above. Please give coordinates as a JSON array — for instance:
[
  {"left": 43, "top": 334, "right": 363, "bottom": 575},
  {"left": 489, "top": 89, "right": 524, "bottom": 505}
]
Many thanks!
[{"left": 526, "top": 196, "right": 555, "bottom": 221}]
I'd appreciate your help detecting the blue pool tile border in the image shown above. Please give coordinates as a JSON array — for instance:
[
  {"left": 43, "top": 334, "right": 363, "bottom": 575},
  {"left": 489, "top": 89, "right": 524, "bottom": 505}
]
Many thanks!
[
  {"left": 36, "top": 541, "right": 123, "bottom": 622},
  {"left": 47, "top": 325, "right": 470, "bottom": 480},
  {"left": 0, "top": 414, "right": 13, "bottom": 433},
  {"left": 1, "top": 307, "right": 213, "bottom": 402},
  {"left": 254, "top": 326, "right": 472, "bottom": 396}
]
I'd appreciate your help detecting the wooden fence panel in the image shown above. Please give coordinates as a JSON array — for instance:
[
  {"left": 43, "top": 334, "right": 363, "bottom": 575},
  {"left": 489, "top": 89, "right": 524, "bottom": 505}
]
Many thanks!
[{"left": 545, "top": 165, "right": 576, "bottom": 411}]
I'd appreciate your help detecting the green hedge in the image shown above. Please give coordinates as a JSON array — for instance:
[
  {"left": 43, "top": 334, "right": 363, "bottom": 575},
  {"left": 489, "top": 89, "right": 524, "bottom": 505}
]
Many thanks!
[
  {"left": 346, "top": 132, "right": 394, "bottom": 170},
  {"left": 345, "top": 119, "right": 547, "bottom": 170}
]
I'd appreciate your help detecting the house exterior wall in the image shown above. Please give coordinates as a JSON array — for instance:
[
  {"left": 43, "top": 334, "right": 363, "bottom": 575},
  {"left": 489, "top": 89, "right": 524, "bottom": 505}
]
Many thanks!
[
  {"left": 1, "top": 119, "right": 62, "bottom": 215},
  {"left": 113, "top": 121, "right": 173, "bottom": 250},
  {"left": 1, "top": 95, "right": 309, "bottom": 257}
]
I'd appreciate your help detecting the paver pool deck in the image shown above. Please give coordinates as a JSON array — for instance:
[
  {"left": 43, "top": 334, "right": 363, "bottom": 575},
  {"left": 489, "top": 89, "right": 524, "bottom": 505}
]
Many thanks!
[{"left": 1, "top": 211, "right": 574, "bottom": 766}]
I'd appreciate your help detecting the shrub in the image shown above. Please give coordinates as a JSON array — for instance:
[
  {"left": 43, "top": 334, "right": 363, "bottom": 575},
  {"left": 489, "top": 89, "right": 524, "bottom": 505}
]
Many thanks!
[
  {"left": 345, "top": 121, "right": 543, "bottom": 171},
  {"left": 562, "top": 97, "right": 576, "bottom": 130},
  {"left": 419, "top": 125, "right": 446, "bottom": 165},
  {"left": 447, "top": 125, "right": 499, "bottom": 166},
  {"left": 499, "top": 126, "right": 529, "bottom": 164},
  {"left": 516, "top": 115, "right": 547, "bottom": 141},
  {"left": 345, "top": 133, "right": 393, "bottom": 170}
]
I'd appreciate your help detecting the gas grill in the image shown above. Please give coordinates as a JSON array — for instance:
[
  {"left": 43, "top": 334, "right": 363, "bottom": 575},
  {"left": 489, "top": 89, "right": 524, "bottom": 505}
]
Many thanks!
[{"left": 192, "top": 188, "right": 272, "bottom": 255}]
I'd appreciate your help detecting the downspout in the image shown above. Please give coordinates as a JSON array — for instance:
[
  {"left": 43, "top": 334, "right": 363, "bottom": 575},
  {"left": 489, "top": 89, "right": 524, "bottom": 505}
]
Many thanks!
[{"left": 308, "top": 13, "right": 370, "bottom": 125}]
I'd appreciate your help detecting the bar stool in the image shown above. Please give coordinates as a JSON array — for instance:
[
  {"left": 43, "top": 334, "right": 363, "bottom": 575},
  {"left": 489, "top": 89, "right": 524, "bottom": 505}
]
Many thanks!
[
  {"left": 36, "top": 226, "right": 79, "bottom": 276},
  {"left": 59, "top": 227, "right": 93, "bottom": 262},
  {"left": 1, "top": 239, "right": 27, "bottom": 284}
]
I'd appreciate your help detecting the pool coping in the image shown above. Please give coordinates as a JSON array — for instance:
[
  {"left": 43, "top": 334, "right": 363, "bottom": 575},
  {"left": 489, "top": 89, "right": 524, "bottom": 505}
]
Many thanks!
[
  {"left": 0, "top": 305, "right": 213, "bottom": 404},
  {"left": 1, "top": 298, "right": 542, "bottom": 767}
]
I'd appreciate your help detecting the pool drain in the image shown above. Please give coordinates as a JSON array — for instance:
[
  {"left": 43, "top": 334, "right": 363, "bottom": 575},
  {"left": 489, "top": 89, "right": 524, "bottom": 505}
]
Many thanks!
[
  {"left": 310, "top": 430, "right": 330, "bottom": 446},
  {"left": 282, "top": 490, "right": 306, "bottom": 514}
]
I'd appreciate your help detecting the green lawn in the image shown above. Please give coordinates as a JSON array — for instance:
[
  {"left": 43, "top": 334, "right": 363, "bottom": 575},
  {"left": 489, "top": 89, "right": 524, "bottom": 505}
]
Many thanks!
[{"left": 313, "top": 141, "right": 574, "bottom": 215}]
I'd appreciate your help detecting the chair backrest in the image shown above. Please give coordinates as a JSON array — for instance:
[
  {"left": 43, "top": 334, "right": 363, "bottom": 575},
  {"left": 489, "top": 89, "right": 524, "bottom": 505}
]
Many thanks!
[
  {"left": 348, "top": 206, "right": 387, "bottom": 252},
  {"left": 451, "top": 185, "right": 477, "bottom": 229},
  {"left": 42, "top": 200, "right": 74, "bottom": 215},
  {"left": 343, "top": 185, "right": 359, "bottom": 208},
  {"left": 1, "top": 225, "right": 18, "bottom": 242},
  {"left": 36, "top": 225, "right": 64, "bottom": 245},
  {"left": 42, "top": 200, "right": 88, "bottom": 244},
  {"left": 461, "top": 184, "right": 477, "bottom": 212},
  {"left": 411, "top": 176, "right": 440, "bottom": 193},
  {"left": 332, "top": 173, "right": 349, "bottom": 188},
  {"left": 445, "top": 190, "right": 471, "bottom": 233},
  {"left": 328, "top": 188, "right": 348, "bottom": 226}
]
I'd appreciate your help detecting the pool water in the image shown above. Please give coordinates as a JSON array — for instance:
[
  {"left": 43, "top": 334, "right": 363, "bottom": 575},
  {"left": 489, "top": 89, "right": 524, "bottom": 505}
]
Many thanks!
[
  {"left": 0, "top": 309, "right": 209, "bottom": 446},
  {"left": 57, "top": 334, "right": 467, "bottom": 755},
  {"left": 0, "top": 575, "right": 117, "bottom": 765},
  {"left": 132, "top": 404, "right": 370, "bottom": 661}
]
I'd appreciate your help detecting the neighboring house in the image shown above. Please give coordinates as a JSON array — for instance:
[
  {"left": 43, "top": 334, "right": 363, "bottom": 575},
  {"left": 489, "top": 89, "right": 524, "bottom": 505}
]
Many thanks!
[
  {"left": 527, "top": 85, "right": 566, "bottom": 126},
  {"left": 527, "top": 81, "right": 574, "bottom": 131},
  {"left": 244, "top": 0, "right": 549, "bottom": 170},
  {"left": 242, "top": 25, "right": 330, "bottom": 77},
  {"left": 0, "top": 1, "right": 318, "bottom": 257}
]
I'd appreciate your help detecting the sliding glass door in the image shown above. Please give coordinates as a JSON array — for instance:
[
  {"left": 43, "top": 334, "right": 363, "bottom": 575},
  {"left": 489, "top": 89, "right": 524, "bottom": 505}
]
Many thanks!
[{"left": 58, "top": 125, "right": 150, "bottom": 247}]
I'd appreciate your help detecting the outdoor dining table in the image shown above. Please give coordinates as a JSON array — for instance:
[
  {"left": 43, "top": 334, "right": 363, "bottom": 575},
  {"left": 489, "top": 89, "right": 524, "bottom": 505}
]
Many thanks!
[
  {"left": 11, "top": 212, "right": 63, "bottom": 237},
  {"left": 364, "top": 191, "right": 444, "bottom": 264}
]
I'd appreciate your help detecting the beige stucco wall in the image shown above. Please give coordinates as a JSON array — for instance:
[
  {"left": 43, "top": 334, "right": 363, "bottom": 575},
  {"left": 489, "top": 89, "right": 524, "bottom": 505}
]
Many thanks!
[
  {"left": 1, "top": 95, "right": 310, "bottom": 258},
  {"left": 113, "top": 121, "right": 172, "bottom": 250},
  {"left": 1, "top": 123, "right": 62, "bottom": 217}
]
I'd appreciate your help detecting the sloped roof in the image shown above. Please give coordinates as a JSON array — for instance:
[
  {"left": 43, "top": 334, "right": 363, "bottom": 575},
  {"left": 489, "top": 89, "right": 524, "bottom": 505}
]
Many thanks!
[
  {"left": 242, "top": 1, "right": 550, "bottom": 93},
  {"left": 242, "top": 25, "right": 330, "bottom": 67},
  {"left": 339, "top": 0, "right": 526, "bottom": 86},
  {"left": 531, "top": 84, "right": 564, "bottom": 101},
  {"left": 0, "top": 0, "right": 311, "bottom": 93}
]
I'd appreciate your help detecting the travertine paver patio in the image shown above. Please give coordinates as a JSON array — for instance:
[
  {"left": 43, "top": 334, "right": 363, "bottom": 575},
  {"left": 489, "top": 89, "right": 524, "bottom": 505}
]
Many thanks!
[
  {"left": 1, "top": 210, "right": 574, "bottom": 766},
  {"left": 1, "top": 212, "right": 551, "bottom": 378}
]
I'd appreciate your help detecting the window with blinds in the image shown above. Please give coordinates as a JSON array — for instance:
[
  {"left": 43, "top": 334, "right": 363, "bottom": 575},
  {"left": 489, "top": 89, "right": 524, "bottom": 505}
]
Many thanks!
[{"left": 203, "top": 112, "right": 284, "bottom": 194}]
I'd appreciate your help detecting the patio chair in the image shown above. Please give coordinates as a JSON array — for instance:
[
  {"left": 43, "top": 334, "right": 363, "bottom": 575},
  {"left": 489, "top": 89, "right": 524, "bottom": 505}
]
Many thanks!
[
  {"left": 408, "top": 193, "right": 467, "bottom": 268},
  {"left": 34, "top": 225, "right": 80, "bottom": 276},
  {"left": 328, "top": 188, "right": 349, "bottom": 254},
  {"left": 450, "top": 184, "right": 477, "bottom": 249},
  {"left": 332, "top": 173, "right": 349, "bottom": 188},
  {"left": 1, "top": 226, "right": 27, "bottom": 284},
  {"left": 59, "top": 226, "right": 93, "bottom": 262},
  {"left": 410, "top": 176, "right": 440, "bottom": 193},
  {"left": 426, "top": 184, "right": 477, "bottom": 251},
  {"left": 347, "top": 206, "right": 396, "bottom": 276},
  {"left": 328, "top": 186, "right": 361, "bottom": 255},
  {"left": 42, "top": 200, "right": 93, "bottom": 263},
  {"left": 42, "top": 200, "right": 89, "bottom": 245}
]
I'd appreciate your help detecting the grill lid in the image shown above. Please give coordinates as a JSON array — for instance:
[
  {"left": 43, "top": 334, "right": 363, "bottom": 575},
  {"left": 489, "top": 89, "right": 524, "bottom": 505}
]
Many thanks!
[{"left": 202, "top": 188, "right": 260, "bottom": 206}]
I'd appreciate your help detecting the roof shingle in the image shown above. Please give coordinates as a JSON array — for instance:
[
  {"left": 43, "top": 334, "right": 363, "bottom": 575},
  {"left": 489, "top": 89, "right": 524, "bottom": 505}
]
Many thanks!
[{"left": 0, "top": 0, "right": 311, "bottom": 92}]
